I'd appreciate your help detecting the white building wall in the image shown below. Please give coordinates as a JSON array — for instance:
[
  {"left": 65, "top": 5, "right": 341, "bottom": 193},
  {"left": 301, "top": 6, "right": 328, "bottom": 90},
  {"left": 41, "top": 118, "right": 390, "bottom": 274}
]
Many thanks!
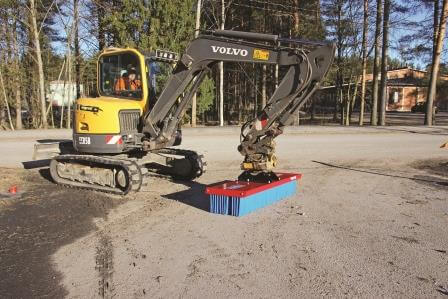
[{"left": 48, "top": 82, "right": 83, "bottom": 107}]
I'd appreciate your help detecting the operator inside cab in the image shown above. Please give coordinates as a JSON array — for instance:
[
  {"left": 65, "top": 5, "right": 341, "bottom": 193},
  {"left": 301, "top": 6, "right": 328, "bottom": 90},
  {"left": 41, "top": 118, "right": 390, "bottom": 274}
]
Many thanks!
[
  {"left": 99, "top": 53, "right": 144, "bottom": 99},
  {"left": 114, "top": 64, "right": 141, "bottom": 94}
]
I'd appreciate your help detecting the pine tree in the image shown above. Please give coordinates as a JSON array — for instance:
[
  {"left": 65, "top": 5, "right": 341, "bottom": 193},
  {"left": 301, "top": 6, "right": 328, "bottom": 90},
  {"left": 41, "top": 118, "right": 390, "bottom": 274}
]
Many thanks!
[
  {"left": 197, "top": 74, "right": 215, "bottom": 123},
  {"left": 101, "top": 0, "right": 195, "bottom": 52}
]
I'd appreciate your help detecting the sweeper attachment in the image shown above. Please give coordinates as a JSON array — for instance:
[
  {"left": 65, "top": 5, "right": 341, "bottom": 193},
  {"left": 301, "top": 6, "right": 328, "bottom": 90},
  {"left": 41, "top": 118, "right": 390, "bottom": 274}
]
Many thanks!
[
  {"left": 203, "top": 31, "right": 334, "bottom": 215},
  {"left": 206, "top": 173, "right": 301, "bottom": 216}
]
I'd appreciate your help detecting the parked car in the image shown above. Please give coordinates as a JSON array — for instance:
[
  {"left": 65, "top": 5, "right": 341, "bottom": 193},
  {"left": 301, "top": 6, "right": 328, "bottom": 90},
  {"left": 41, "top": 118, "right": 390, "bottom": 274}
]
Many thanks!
[{"left": 411, "top": 102, "right": 438, "bottom": 114}]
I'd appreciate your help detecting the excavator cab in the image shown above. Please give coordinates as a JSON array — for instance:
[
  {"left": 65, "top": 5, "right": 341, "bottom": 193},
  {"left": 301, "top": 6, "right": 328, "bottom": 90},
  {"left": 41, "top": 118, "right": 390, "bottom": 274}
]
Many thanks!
[
  {"left": 100, "top": 52, "right": 143, "bottom": 99},
  {"left": 74, "top": 48, "right": 178, "bottom": 154}
]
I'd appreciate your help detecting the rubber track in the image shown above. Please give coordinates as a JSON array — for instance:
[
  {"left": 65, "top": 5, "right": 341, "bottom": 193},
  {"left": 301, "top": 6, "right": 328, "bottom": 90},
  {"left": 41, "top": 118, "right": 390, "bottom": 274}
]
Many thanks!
[{"left": 50, "top": 154, "right": 143, "bottom": 195}]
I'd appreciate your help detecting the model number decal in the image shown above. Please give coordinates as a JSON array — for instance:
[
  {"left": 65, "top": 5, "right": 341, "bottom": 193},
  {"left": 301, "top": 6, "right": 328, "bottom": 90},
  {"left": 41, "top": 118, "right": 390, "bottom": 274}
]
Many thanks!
[
  {"left": 78, "top": 136, "right": 91, "bottom": 145},
  {"left": 78, "top": 104, "right": 102, "bottom": 113}
]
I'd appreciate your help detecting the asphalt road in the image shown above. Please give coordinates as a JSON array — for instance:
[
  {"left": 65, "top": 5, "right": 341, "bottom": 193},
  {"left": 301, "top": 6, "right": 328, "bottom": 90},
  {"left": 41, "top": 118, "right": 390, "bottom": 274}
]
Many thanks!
[
  {"left": 303, "top": 111, "right": 448, "bottom": 126},
  {"left": 0, "top": 126, "right": 447, "bottom": 298},
  {"left": 1, "top": 123, "right": 448, "bottom": 168},
  {"left": 368, "top": 111, "right": 448, "bottom": 126}
]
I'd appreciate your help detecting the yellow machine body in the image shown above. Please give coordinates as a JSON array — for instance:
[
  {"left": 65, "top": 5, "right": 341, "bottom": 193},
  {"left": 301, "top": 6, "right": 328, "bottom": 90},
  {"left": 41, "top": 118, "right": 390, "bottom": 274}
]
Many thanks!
[
  {"left": 73, "top": 48, "right": 150, "bottom": 153},
  {"left": 75, "top": 97, "right": 143, "bottom": 135},
  {"left": 75, "top": 48, "right": 148, "bottom": 135}
]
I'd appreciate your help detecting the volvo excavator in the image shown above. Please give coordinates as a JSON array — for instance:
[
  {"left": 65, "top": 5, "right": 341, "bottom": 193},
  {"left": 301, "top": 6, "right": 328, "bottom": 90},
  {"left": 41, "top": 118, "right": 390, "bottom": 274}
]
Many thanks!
[{"left": 35, "top": 30, "right": 335, "bottom": 195}]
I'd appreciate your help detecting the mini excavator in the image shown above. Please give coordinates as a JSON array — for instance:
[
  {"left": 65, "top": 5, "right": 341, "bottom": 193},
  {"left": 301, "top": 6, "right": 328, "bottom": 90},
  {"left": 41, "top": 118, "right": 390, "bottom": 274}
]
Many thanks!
[{"left": 35, "top": 30, "right": 335, "bottom": 195}]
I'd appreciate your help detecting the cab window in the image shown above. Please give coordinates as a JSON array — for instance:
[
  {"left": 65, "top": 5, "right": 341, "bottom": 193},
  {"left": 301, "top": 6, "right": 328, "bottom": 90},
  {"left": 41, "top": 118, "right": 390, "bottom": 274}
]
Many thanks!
[
  {"left": 146, "top": 59, "right": 174, "bottom": 101},
  {"left": 99, "top": 52, "right": 142, "bottom": 100}
]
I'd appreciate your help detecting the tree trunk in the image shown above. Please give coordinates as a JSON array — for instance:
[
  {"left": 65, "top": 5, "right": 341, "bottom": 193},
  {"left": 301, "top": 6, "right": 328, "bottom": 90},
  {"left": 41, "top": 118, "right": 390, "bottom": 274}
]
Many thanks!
[
  {"left": 30, "top": 0, "right": 48, "bottom": 128},
  {"left": 191, "top": 0, "right": 202, "bottom": 127},
  {"left": 12, "top": 22, "right": 22, "bottom": 129},
  {"left": 379, "top": 0, "right": 390, "bottom": 126},
  {"left": 219, "top": 0, "right": 225, "bottom": 126},
  {"left": 74, "top": 0, "right": 81, "bottom": 99},
  {"left": 60, "top": 62, "right": 66, "bottom": 128},
  {"left": 351, "top": 76, "right": 360, "bottom": 121},
  {"left": 0, "top": 69, "right": 14, "bottom": 130},
  {"left": 1, "top": 15, "right": 13, "bottom": 129},
  {"left": 371, "top": 0, "right": 382, "bottom": 126},
  {"left": 345, "top": 80, "right": 351, "bottom": 126},
  {"left": 311, "top": 101, "right": 316, "bottom": 121},
  {"left": 333, "top": 91, "right": 338, "bottom": 121},
  {"left": 254, "top": 64, "right": 258, "bottom": 117},
  {"left": 293, "top": 0, "right": 300, "bottom": 126},
  {"left": 219, "top": 64, "right": 224, "bottom": 126},
  {"left": 434, "top": 0, "right": 440, "bottom": 58},
  {"left": 340, "top": 88, "right": 344, "bottom": 125},
  {"left": 293, "top": 0, "right": 300, "bottom": 34},
  {"left": 15, "top": 78, "right": 22, "bottom": 129},
  {"left": 261, "top": 65, "right": 267, "bottom": 108},
  {"left": 334, "top": 0, "right": 344, "bottom": 125},
  {"left": 67, "top": 32, "right": 72, "bottom": 129},
  {"left": 275, "top": 64, "right": 279, "bottom": 88},
  {"left": 426, "top": 0, "right": 448, "bottom": 125},
  {"left": 359, "top": 0, "right": 368, "bottom": 126},
  {"left": 97, "top": 2, "right": 105, "bottom": 50},
  {"left": 238, "top": 73, "right": 242, "bottom": 124}
]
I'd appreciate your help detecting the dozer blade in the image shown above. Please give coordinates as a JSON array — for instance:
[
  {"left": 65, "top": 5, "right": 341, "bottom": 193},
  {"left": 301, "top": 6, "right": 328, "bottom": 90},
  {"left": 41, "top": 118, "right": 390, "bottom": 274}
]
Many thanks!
[{"left": 33, "top": 141, "right": 74, "bottom": 160}]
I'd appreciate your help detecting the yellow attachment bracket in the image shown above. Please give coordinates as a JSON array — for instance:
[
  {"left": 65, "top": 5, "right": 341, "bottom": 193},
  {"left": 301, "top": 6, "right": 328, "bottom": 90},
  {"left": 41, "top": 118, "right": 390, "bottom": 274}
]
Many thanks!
[
  {"left": 242, "top": 162, "right": 254, "bottom": 170},
  {"left": 241, "top": 154, "right": 278, "bottom": 171}
]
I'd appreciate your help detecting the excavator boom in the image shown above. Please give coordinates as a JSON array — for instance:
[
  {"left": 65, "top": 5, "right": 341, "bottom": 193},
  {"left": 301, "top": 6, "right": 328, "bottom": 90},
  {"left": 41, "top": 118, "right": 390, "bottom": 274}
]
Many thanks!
[{"left": 142, "top": 30, "right": 335, "bottom": 177}]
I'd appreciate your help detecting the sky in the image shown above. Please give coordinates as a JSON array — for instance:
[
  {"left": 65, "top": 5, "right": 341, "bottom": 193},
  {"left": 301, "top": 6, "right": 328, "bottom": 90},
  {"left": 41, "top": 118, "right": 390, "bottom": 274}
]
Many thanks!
[
  {"left": 50, "top": 0, "right": 442, "bottom": 69},
  {"left": 388, "top": 2, "right": 434, "bottom": 68}
]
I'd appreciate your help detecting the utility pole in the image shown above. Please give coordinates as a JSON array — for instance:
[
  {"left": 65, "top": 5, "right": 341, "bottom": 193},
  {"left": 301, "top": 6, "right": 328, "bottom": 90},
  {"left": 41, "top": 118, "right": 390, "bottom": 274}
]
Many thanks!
[{"left": 191, "top": 0, "right": 201, "bottom": 127}]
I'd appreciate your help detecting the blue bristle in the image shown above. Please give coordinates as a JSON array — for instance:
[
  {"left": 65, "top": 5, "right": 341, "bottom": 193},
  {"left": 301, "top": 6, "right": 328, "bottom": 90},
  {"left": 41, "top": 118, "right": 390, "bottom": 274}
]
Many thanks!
[
  {"left": 209, "top": 180, "right": 298, "bottom": 216},
  {"left": 209, "top": 194, "right": 231, "bottom": 215},
  {"left": 233, "top": 180, "right": 297, "bottom": 216}
]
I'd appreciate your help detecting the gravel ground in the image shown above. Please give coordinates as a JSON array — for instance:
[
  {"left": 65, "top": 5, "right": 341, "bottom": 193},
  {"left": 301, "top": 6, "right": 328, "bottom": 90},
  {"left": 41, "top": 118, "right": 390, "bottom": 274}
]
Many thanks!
[{"left": 0, "top": 126, "right": 447, "bottom": 298}]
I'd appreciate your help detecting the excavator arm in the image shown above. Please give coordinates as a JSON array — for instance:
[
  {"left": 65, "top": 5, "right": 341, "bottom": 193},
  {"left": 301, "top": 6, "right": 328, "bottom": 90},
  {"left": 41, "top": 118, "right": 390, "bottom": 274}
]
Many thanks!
[{"left": 142, "top": 30, "right": 335, "bottom": 180}]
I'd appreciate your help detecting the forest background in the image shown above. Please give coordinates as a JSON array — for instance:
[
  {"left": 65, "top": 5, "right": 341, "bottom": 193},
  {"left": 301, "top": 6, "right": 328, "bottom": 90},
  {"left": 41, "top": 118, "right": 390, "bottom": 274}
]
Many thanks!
[{"left": 0, "top": 0, "right": 446, "bottom": 130}]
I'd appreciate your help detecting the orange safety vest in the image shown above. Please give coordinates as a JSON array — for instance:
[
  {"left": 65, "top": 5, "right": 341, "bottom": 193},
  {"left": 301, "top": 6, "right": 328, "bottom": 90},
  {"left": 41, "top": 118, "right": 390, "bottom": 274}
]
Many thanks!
[{"left": 115, "top": 77, "right": 141, "bottom": 92}]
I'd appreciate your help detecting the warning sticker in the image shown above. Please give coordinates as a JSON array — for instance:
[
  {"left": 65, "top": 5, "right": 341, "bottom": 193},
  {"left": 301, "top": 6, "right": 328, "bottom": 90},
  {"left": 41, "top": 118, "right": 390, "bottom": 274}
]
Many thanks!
[{"left": 253, "top": 49, "right": 270, "bottom": 60}]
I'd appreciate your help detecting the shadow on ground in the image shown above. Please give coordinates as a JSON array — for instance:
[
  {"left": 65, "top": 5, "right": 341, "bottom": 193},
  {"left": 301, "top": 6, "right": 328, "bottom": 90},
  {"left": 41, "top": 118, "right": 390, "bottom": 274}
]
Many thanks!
[
  {"left": 0, "top": 170, "right": 125, "bottom": 298},
  {"left": 36, "top": 139, "right": 71, "bottom": 143},
  {"left": 368, "top": 126, "right": 448, "bottom": 136},
  {"left": 162, "top": 180, "right": 210, "bottom": 212},
  {"left": 312, "top": 160, "right": 448, "bottom": 189}
]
